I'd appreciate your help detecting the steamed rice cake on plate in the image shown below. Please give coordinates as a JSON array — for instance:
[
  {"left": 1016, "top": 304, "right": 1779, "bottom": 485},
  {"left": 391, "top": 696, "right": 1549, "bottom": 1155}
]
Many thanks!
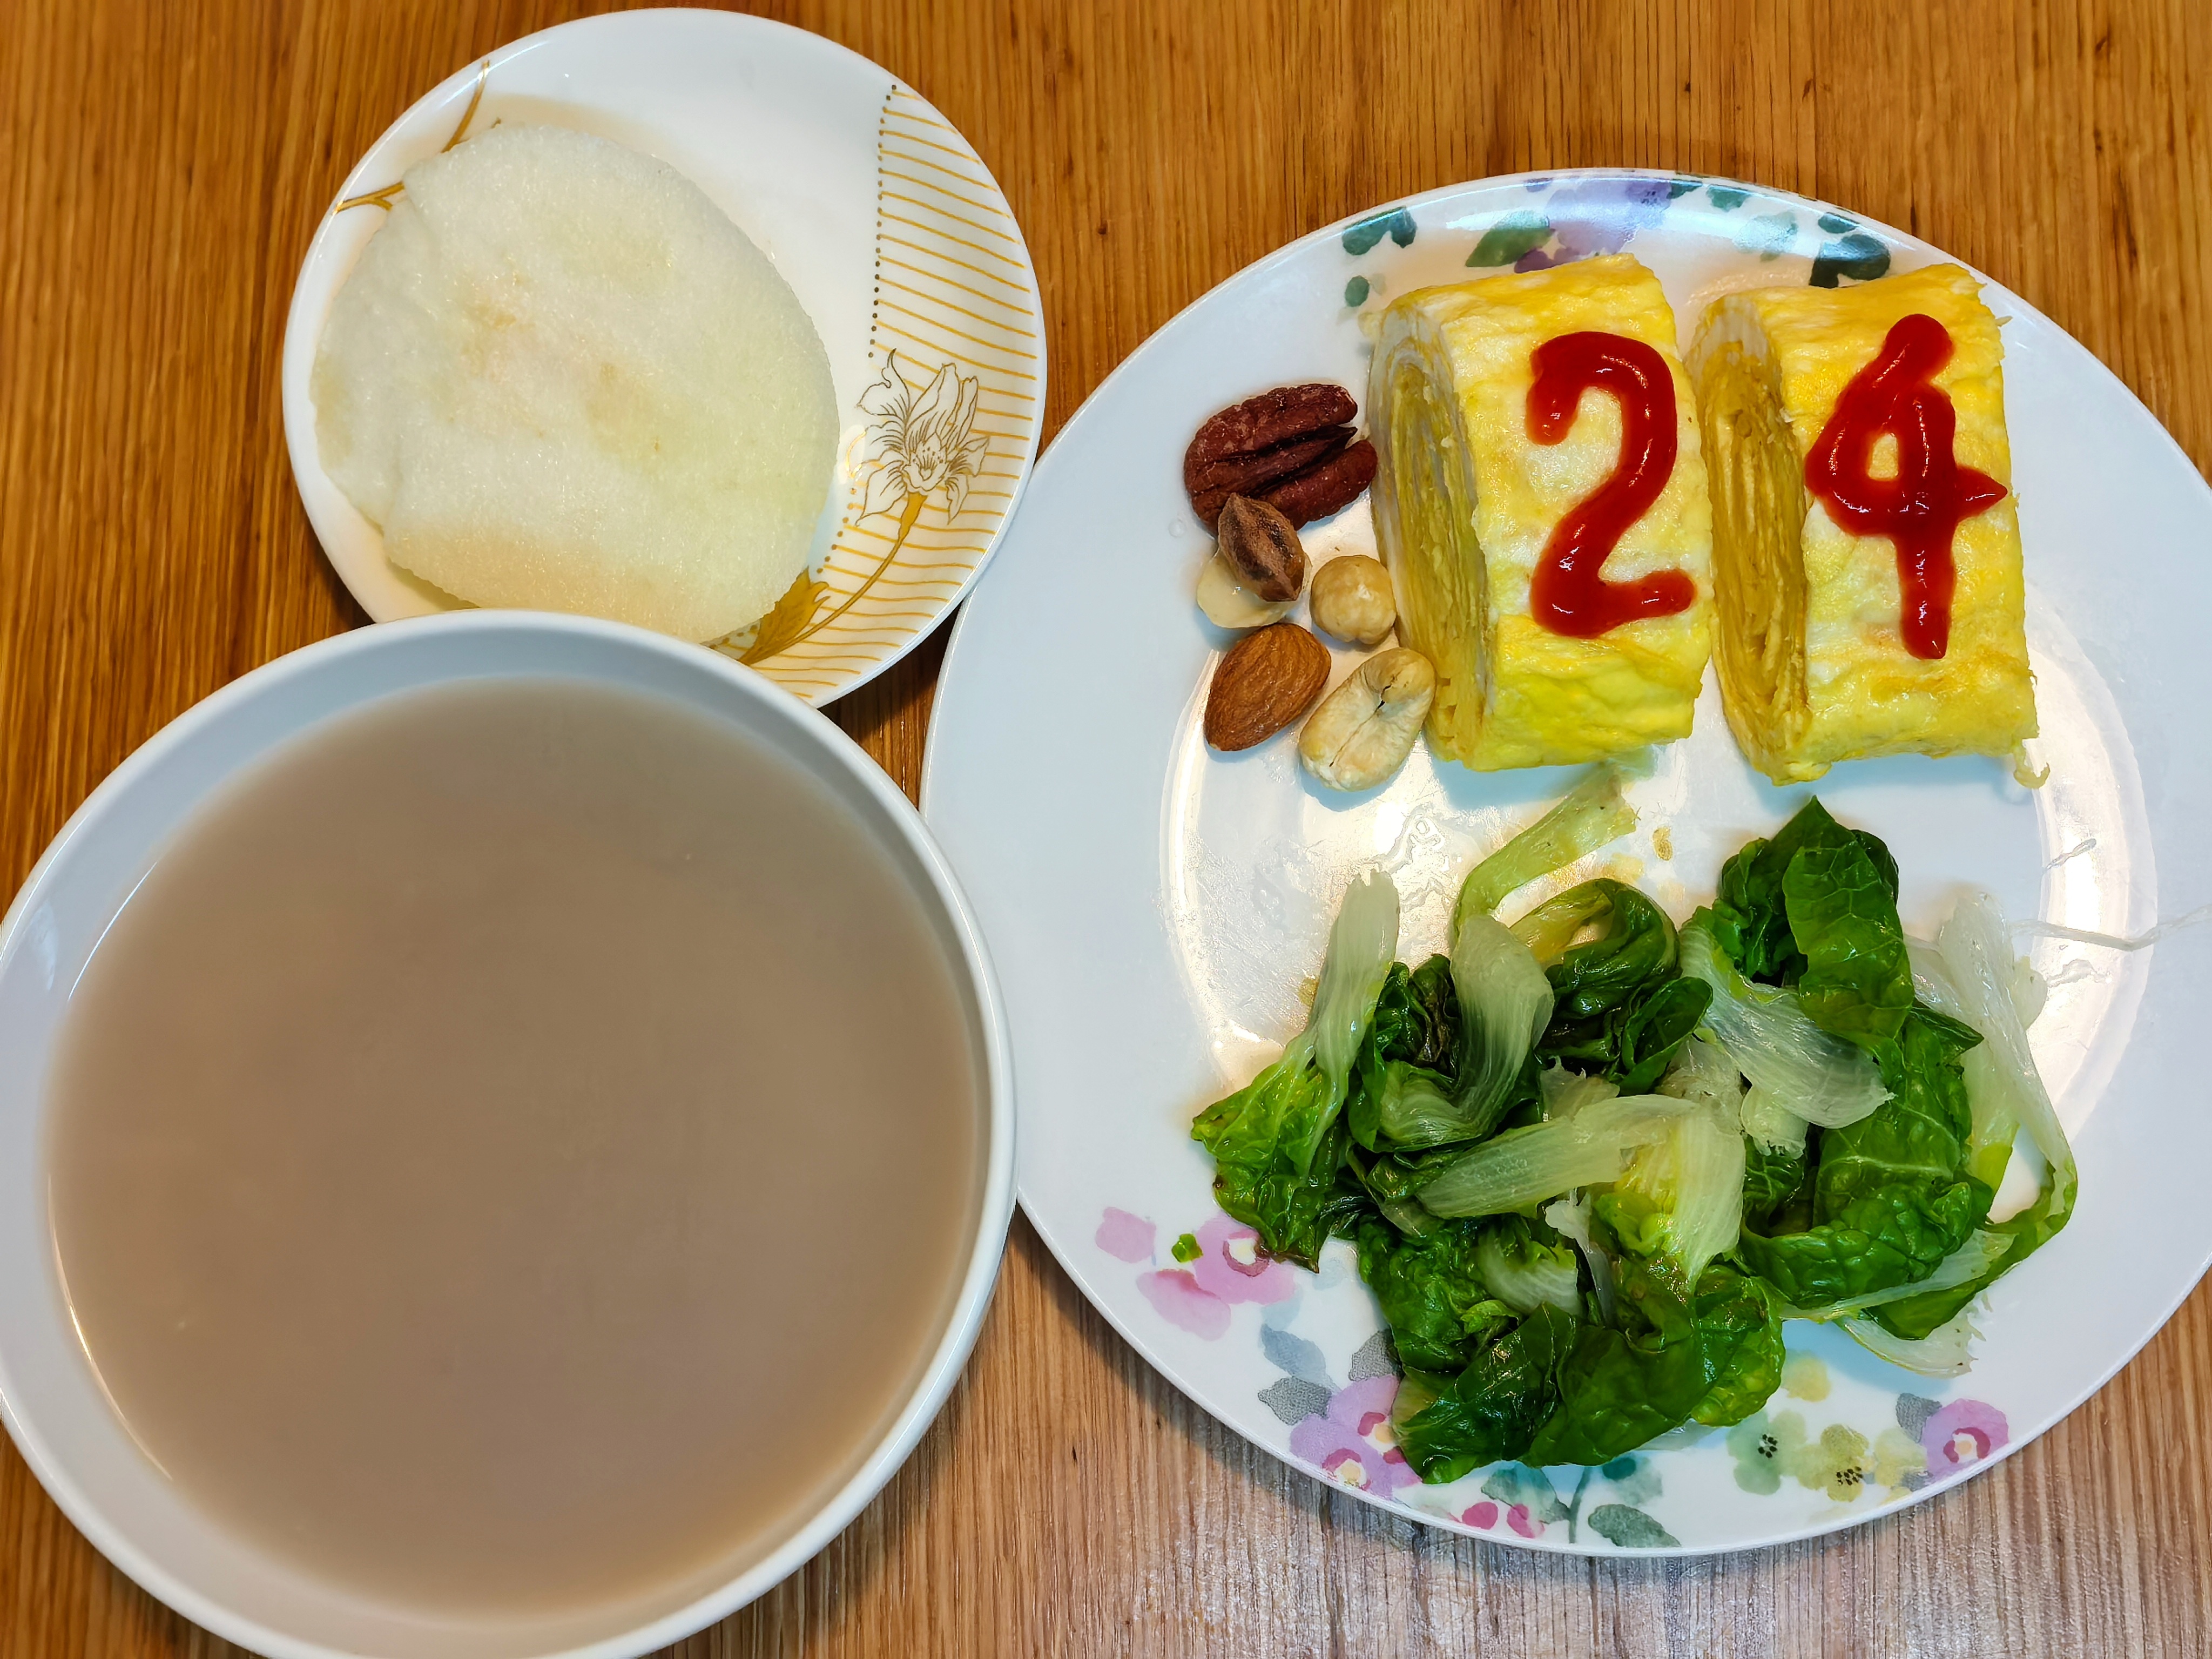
[{"left": 311, "top": 123, "right": 838, "bottom": 644}]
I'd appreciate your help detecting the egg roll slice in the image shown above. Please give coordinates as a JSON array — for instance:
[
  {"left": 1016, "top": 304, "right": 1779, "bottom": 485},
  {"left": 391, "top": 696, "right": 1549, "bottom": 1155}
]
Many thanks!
[
  {"left": 1369, "top": 253, "right": 1714, "bottom": 772},
  {"left": 1688, "top": 263, "right": 2036, "bottom": 784}
]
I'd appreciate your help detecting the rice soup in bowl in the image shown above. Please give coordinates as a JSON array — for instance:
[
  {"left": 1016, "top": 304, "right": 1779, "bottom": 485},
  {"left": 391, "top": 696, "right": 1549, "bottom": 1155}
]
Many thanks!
[{"left": 0, "top": 612, "right": 1014, "bottom": 1659}]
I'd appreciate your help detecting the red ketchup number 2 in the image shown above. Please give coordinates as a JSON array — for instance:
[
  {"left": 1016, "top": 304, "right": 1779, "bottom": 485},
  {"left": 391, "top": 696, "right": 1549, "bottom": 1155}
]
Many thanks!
[
  {"left": 1526, "top": 331, "right": 1696, "bottom": 639},
  {"left": 1803, "top": 312, "right": 2006, "bottom": 661}
]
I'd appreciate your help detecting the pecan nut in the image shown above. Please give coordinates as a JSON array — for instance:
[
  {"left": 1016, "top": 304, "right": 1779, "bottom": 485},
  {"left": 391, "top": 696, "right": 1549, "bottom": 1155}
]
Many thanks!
[
  {"left": 1184, "top": 383, "right": 1374, "bottom": 529},
  {"left": 1214, "top": 495, "right": 1306, "bottom": 602},
  {"left": 1262, "top": 439, "right": 1377, "bottom": 528}
]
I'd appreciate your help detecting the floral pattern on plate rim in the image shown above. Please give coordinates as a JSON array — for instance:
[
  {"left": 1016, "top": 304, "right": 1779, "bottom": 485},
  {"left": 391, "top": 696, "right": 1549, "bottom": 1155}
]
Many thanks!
[
  {"left": 1333, "top": 170, "right": 1895, "bottom": 317},
  {"left": 1102, "top": 1204, "right": 2011, "bottom": 1550}
]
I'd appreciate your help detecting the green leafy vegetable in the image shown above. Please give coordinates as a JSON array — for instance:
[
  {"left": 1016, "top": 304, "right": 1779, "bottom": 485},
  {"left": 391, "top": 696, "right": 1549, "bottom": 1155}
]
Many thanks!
[
  {"left": 1595, "top": 1038, "right": 1748, "bottom": 1293},
  {"left": 1452, "top": 764, "right": 1638, "bottom": 930},
  {"left": 1680, "top": 922, "right": 1889, "bottom": 1128},
  {"left": 1537, "top": 1063, "right": 1618, "bottom": 1119},
  {"left": 1782, "top": 839, "right": 1914, "bottom": 1044},
  {"left": 1415, "top": 1096, "right": 1688, "bottom": 1218},
  {"left": 1738, "top": 1008, "right": 1992, "bottom": 1309},
  {"left": 1353, "top": 1214, "right": 1515, "bottom": 1372},
  {"left": 1705, "top": 799, "right": 1896, "bottom": 984},
  {"left": 1473, "top": 1216, "right": 1583, "bottom": 1316},
  {"left": 1521, "top": 1251, "right": 1776, "bottom": 1466},
  {"left": 1346, "top": 956, "right": 1457, "bottom": 1151},
  {"left": 1185, "top": 792, "right": 2075, "bottom": 1485},
  {"left": 1526, "top": 880, "right": 1678, "bottom": 1018},
  {"left": 1413, "top": 909, "right": 1553, "bottom": 1145},
  {"left": 1191, "top": 871, "right": 1400, "bottom": 1266},
  {"left": 1525, "top": 880, "right": 1710, "bottom": 1091},
  {"left": 1393, "top": 1306, "right": 1574, "bottom": 1481},
  {"left": 1742, "top": 1132, "right": 1810, "bottom": 1228},
  {"left": 1842, "top": 1305, "right": 1980, "bottom": 1378},
  {"left": 1878, "top": 891, "right": 2077, "bottom": 1337}
]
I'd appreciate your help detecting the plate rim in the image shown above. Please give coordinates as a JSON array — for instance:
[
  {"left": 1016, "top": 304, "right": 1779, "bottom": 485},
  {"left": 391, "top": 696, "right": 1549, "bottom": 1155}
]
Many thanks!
[
  {"left": 280, "top": 7, "right": 1047, "bottom": 706},
  {"left": 922, "top": 163, "right": 2212, "bottom": 1555}
]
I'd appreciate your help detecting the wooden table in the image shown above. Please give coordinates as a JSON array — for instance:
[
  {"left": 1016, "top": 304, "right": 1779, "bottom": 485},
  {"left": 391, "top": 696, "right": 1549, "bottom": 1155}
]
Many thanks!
[{"left": 4, "top": 2, "right": 2209, "bottom": 1653}]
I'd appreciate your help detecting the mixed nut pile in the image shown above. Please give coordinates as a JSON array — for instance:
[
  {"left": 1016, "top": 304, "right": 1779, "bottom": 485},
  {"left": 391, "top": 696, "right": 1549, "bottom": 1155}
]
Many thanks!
[{"left": 1186, "top": 383, "right": 1435, "bottom": 792}]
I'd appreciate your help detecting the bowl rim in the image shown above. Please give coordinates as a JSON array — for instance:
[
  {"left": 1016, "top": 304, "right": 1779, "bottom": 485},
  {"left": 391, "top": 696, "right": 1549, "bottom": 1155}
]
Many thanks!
[{"left": 0, "top": 609, "right": 1017, "bottom": 1659}]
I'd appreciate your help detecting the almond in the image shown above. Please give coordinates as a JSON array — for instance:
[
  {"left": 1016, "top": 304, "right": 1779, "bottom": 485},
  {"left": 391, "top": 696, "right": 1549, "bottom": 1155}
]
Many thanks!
[{"left": 1204, "top": 623, "right": 1331, "bottom": 752}]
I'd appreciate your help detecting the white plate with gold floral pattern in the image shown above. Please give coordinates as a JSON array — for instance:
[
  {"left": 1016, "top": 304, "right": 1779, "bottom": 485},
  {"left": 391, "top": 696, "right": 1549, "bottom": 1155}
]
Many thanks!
[
  {"left": 922, "top": 170, "right": 2212, "bottom": 1553},
  {"left": 282, "top": 10, "right": 1043, "bottom": 704}
]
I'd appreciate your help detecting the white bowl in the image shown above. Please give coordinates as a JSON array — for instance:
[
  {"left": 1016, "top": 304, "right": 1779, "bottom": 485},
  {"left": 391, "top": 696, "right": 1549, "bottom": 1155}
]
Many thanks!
[{"left": 0, "top": 612, "right": 1015, "bottom": 1658}]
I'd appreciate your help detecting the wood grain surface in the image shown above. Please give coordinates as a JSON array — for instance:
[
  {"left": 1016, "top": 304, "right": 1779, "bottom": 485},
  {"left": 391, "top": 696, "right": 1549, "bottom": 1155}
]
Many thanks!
[{"left": 3, "top": 1, "right": 2209, "bottom": 1654}]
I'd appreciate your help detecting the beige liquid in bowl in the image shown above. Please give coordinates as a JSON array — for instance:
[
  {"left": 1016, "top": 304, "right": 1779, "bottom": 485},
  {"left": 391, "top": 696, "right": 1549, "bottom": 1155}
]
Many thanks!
[{"left": 44, "top": 679, "right": 982, "bottom": 1618}]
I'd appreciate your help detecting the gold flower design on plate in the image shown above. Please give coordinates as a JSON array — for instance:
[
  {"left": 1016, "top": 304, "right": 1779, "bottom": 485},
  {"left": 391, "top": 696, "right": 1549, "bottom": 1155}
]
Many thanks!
[{"left": 741, "top": 350, "right": 990, "bottom": 664}]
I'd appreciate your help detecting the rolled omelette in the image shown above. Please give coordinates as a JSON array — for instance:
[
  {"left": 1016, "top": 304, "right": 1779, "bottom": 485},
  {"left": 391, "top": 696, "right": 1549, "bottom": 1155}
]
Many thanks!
[
  {"left": 1687, "top": 263, "right": 2036, "bottom": 784},
  {"left": 1368, "top": 253, "right": 1714, "bottom": 771}
]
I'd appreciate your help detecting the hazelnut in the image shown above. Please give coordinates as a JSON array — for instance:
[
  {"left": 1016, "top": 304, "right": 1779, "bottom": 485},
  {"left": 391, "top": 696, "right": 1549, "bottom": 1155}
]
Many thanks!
[
  {"left": 1298, "top": 648, "right": 1435, "bottom": 791},
  {"left": 1215, "top": 495, "right": 1307, "bottom": 602},
  {"left": 1310, "top": 555, "right": 1397, "bottom": 647}
]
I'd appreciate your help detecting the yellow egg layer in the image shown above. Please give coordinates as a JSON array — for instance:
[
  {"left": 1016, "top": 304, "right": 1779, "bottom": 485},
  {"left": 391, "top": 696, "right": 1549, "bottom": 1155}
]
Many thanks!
[
  {"left": 1687, "top": 262, "right": 2036, "bottom": 784},
  {"left": 1368, "top": 254, "right": 1714, "bottom": 772}
]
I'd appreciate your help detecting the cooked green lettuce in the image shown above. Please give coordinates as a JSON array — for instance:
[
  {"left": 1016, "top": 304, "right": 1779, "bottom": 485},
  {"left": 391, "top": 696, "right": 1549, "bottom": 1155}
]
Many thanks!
[
  {"left": 1413, "top": 1095, "right": 1689, "bottom": 1218},
  {"left": 1394, "top": 1307, "right": 1574, "bottom": 1482},
  {"left": 1679, "top": 922, "right": 1888, "bottom": 1129},
  {"left": 1191, "top": 870, "right": 1400, "bottom": 1267},
  {"left": 1526, "top": 879, "right": 1712, "bottom": 1093},
  {"left": 1451, "top": 761, "right": 1640, "bottom": 932},
  {"left": 1352, "top": 1214, "right": 1515, "bottom": 1373},
  {"left": 1595, "top": 1038, "right": 1748, "bottom": 1294},
  {"left": 1186, "top": 792, "right": 2072, "bottom": 1480}
]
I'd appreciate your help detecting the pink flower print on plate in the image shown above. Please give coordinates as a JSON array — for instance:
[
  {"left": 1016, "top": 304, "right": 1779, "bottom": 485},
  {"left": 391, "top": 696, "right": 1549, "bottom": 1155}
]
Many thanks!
[
  {"left": 1289, "top": 1375, "right": 1419, "bottom": 1496},
  {"left": 1458, "top": 1500, "right": 1499, "bottom": 1529},
  {"left": 1187, "top": 1212, "right": 1297, "bottom": 1305},
  {"left": 1095, "top": 1206, "right": 1156, "bottom": 1263},
  {"left": 1137, "top": 1268, "right": 1231, "bottom": 1339},
  {"left": 1921, "top": 1399, "right": 2009, "bottom": 1475}
]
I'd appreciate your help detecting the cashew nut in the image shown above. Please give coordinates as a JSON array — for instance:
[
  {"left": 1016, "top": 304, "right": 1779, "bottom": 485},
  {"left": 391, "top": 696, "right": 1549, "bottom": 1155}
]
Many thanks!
[
  {"left": 1308, "top": 555, "right": 1397, "bottom": 646},
  {"left": 1298, "top": 648, "right": 1435, "bottom": 791}
]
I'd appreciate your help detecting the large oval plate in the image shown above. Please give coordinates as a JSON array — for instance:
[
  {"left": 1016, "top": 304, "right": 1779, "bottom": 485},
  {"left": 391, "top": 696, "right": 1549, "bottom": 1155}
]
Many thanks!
[
  {"left": 282, "top": 10, "right": 1044, "bottom": 705},
  {"left": 921, "top": 170, "right": 2212, "bottom": 1554}
]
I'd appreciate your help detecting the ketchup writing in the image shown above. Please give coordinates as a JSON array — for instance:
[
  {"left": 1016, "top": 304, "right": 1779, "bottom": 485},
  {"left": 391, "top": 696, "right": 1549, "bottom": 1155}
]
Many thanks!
[
  {"left": 1803, "top": 313, "right": 2006, "bottom": 660},
  {"left": 1526, "top": 331, "right": 1696, "bottom": 638}
]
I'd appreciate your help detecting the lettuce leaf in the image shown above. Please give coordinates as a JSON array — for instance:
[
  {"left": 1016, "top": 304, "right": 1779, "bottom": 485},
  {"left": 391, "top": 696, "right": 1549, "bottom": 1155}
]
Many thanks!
[
  {"left": 1873, "top": 892, "right": 2078, "bottom": 1338},
  {"left": 1738, "top": 1009, "right": 1992, "bottom": 1307},
  {"left": 1783, "top": 839, "right": 1915, "bottom": 1044},
  {"left": 1414, "top": 1095, "right": 1689, "bottom": 1218},
  {"left": 1707, "top": 799, "right": 1899, "bottom": 984},
  {"left": 1595, "top": 1038, "right": 1748, "bottom": 1294},
  {"left": 1394, "top": 1306, "right": 1574, "bottom": 1482},
  {"left": 1742, "top": 1135, "right": 1811, "bottom": 1227},
  {"left": 1191, "top": 871, "right": 1400, "bottom": 1266},
  {"left": 1680, "top": 920, "right": 1890, "bottom": 1128},
  {"left": 1452, "top": 765, "right": 1638, "bottom": 932},
  {"left": 1353, "top": 1214, "right": 1515, "bottom": 1373},
  {"left": 1521, "top": 1253, "right": 1781, "bottom": 1466},
  {"left": 1527, "top": 880, "right": 1711, "bottom": 1092},
  {"left": 1191, "top": 1078, "right": 1370, "bottom": 1271},
  {"left": 1347, "top": 956, "right": 1458, "bottom": 1151}
]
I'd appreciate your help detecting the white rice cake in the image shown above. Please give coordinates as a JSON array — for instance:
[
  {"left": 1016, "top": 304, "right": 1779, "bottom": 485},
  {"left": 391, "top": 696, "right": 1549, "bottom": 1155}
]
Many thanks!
[{"left": 313, "top": 123, "right": 838, "bottom": 643}]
